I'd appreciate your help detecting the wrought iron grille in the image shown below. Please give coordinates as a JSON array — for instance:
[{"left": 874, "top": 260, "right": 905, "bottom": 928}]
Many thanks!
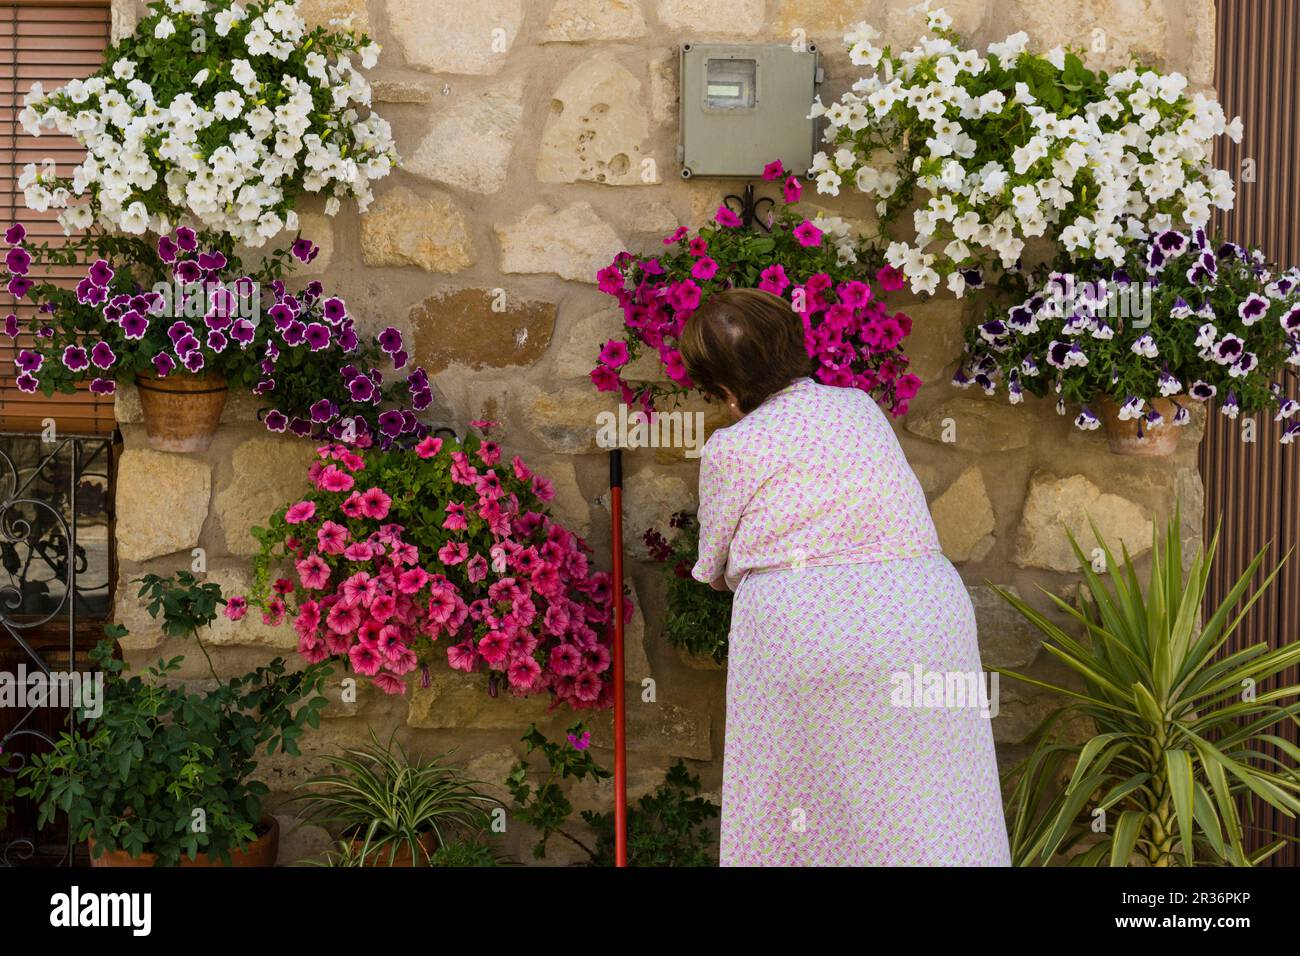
[{"left": 0, "top": 433, "right": 113, "bottom": 866}]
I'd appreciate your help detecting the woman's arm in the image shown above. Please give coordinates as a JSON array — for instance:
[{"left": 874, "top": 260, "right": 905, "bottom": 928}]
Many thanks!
[{"left": 692, "top": 433, "right": 753, "bottom": 591}]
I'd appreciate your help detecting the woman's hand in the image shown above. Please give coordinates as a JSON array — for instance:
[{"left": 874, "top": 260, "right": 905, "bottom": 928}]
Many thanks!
[{"left": 709, "top": 574, "right": 729, "bottom": 592}]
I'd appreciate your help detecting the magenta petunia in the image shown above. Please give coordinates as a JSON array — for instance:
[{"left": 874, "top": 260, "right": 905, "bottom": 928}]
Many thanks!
[
  {"left": 598, "top": 339, "right": 630, "bottom": 368},
  {"left": 714, "top": 205, "right": 742, "bottom": 228},
  {"left": 793, "top": 220, "right": 823, "bottom": 247},
  {"left": 762, "top": 159, "right": 785, "bottom": 182}
]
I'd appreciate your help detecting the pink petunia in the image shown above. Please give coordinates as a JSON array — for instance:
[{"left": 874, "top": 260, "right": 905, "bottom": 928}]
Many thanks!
[
  {"left": 438, "top": 541, "right": 469, "bottom": 565},
  {"left": 414, "top": 435, "right": 443, "bottom": 459},
  {"left": 223, "top": 596, "right": 248, "bottom": 621},
  {"left": 397, "top": 567, "right": 430, "bottom": 594},
  {"left": 285, "top": 501, "right": 316, "bottom": 524},
  {"left": 783, "top": 175, "right": 803, "bottom": 204},
  {"left": 359, "top": 486, "right": 392, "bottom": 520},
  {"left": 477, "top": 630, "right": 510, "bottom": 667},
  {"left": 317, "top": 464, "right": 355, "bottom": 493},
  {"left": 507, "top": 655, "right": 542, "bottom": 691},
  {"left": 317, "top": 520, "right": 349, "bottom": 554},
  {"left": 296, "top": 553, "right": 331, "bottom": 590},
  {"left": 442, "top": 502, "right": 468, "bottom": 531},
  {"left": 762, "top": 159, "right": 785, "bottom": 182},
  {"left": 372, "top": 672, "right": 407, "bottom": 695},
  {"left": 466, "top": 553, "right": 488, "bottom": 583},
  {"left": 327, "top": 601, "right": 363, "bottom": 635},
  {"left": 349, "top": 641, "right": 383, "bottom": 676}
]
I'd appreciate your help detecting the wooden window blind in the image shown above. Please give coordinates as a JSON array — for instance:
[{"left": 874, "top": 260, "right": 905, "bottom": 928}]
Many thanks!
[{"left": 1, "top": 1, "right": 113, "bottom": 435}]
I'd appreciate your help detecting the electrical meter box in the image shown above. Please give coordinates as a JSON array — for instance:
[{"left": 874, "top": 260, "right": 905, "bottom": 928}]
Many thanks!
[{"left": 678, "top": 42, "right": 822, "bottom": 179}]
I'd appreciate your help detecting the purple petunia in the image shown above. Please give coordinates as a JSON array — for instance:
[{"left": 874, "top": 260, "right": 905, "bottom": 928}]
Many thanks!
[
  {"left": 322, "top": 297, "right": 347, "bottom": 324},
  {"left": 304, "top": 323, "right": 331, "bottom": 351},
  {"left": 121, "top": 310, "right": 149, "bottom": 340},
  {"left": 88, "top": 259, "right": 114, "bottom": 287},
  {"left": 291, "top": 238, "right": 319, "bottom": 263},
  {"left": 157, "top": 235, "right": 179, "bottom": 263},
  {"left": 16, "top": 349, "right": 43, "bottom": 373},
  {"left": 6, "top": 246, "right": 31, "bottom": 275},
  {"left": 62, "top": 345, "right": 89, "bottom": 371},
  {"left": 4, "top": 223, "right": 26, "bottom": 245},
  {"left": 153, "top": 352, "right": 176, "bottom": 377},
  {"left": 264, "top": 410, "right": 288, "bottom": 432},
  {"left": 89, "top": 341, "right": 115, "bottom": 369},
  {"left": 309, "top": 398, "right": 336, "bottom": 423},
  {"left": 377, "top": 327, "right": 403, "bottom": 354},
  {"left": 89, "top": 377, "right": 115, "bottom": 395},
  {"left": 347, "top": 374, "right": 375, "bottom": 403},
  {"left": 7, "top": 275, "right": 34, "bottom": 298}
]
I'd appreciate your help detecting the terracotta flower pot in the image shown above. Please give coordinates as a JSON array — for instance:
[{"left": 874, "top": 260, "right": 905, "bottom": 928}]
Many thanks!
[
  {"left": 348, "top": 830, "right": 439, "bottom": 867},
  {"left": 134, "top": 372, "right": 228, "bottom": 453},
  {"left": 1097, "top": 395, "right": 1183, "bottom": 457},
  {"left": 87, "top": 815, "right": 279, "bottom": 867}
]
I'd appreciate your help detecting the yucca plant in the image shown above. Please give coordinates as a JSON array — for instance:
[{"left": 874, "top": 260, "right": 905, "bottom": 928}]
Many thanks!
[
  {"left": 998, "top": 510, "right": 1300, "bottom": 866},
  {"left": 291, "top": 732, "right": 499, "bottom": 866}
]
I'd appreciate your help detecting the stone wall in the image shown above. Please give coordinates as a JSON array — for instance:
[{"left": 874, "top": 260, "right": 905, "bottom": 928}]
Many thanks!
[{"left": 107, "top": 0, "right": 1215, "bottom": 863}]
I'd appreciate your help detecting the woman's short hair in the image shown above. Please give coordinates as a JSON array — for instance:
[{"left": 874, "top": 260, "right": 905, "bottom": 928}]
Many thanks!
[{"left": 678, "top": 288, "right": 814, "bottom": 413}]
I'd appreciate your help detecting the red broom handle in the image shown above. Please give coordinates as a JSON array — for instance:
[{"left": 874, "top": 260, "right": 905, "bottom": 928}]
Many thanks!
[{"left": 609, "top": 449, "right": 628, "bottom": 867}]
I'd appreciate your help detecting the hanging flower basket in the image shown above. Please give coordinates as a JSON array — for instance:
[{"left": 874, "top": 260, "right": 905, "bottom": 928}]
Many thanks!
[
  {"left": 1096, "top": 395, "right": 1183, "bottom": 457},
  {"left": 134, "top": 371, "right": 228, "bottom": 453}
]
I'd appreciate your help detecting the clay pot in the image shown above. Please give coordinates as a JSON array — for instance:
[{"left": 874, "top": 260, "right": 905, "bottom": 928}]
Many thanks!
[
  {"left": 1097, "top": 395, "right": 1183, "bottom": 457},
  {"left": 348, "top": 830, "right": 439, "bottom": 867},
  {"left": 87, "top": 815, "right": 279, "bottom": 867},
  {"left": 134, "top": 372, "right": 228, "bottom": 453}
]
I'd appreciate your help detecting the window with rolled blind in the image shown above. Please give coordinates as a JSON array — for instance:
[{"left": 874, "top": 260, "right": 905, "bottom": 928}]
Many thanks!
[{"left": 1, "top": 1, "right": 113, "bottom": 435}]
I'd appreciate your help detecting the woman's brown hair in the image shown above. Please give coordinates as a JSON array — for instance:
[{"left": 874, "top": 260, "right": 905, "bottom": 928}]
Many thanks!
[{"left": 678, "top": 288, "right": 814, "bottom": 413}]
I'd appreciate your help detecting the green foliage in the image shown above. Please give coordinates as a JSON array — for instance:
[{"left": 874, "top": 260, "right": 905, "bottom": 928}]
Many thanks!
[
  {"left": 135, "top": 570, "right": 226, "bottom": 639},
  {"left": 0, "top": 772, "right": 14, "bottom": 830},
  {"left": 644, "top": 512, "right": 731, "bottom": 664},
  {"left": 291, "top": 731, "right": 499, "bottom": 867},
  {"left": 429, "top": 839, "right": 504, "bottom": 867},
  {"left": 505, "top": 725, "right": 719, "bottom": 866},
  {"left": 18, "top": 635, "right": 330, "bottom": 866},
  {"left": 582, "top": 761, "right": 720, "bottom": 867},
  {"left": 505, "top": 723, "right": 609, "bottom": 860},
  {"left": 998, "top": 508, "right": 1300, "bottom": 866}
]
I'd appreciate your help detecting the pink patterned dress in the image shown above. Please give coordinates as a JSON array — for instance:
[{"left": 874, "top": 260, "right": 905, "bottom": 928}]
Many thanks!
[{"left": 693, "top": 377, "right": 1010, "bottom": 866}]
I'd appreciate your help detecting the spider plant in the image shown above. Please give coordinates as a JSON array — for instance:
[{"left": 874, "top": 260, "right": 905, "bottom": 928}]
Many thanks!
[
  {"left": 291, "top": 731, "right": 499, "bottom": 866},
  {"left": 997, "top": 510, "right": 1300, "bottom": 866}
]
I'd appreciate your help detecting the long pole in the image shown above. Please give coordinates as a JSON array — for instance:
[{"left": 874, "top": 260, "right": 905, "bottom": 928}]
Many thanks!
[{"left": 609, "top": 448, "right": 628, "bottom": 867}]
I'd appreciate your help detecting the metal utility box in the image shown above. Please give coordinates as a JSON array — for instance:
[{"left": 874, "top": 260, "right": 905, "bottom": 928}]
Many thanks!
[{"left": 678, "top": 42, "right": 822, "bottom": 179}]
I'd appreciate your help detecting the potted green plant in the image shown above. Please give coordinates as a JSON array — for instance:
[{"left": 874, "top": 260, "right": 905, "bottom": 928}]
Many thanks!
[
  {"left": 19, "top": 571, "right": 330, "bottom": 866},
  {"left": 291, "top": 732, "right": 499, "bottom": 867},
  {"left": 19, "top": 629, "right": 330, "bottom": 866},
  {"left": 997, "top": 510, "right": 1300, "bottom": 865}
]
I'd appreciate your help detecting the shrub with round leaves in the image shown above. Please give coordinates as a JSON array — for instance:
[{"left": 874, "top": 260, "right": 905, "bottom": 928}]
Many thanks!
[{"left": 18, "top": 0, "right": 396, "bottom": 245}]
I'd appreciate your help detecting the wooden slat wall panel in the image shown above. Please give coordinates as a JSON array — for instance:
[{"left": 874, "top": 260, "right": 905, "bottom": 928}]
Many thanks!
[
  {"left": 1205, "top": 0, "right": 1300, "bottom": 867},
  {"left": 0, "top": 2, "right": 113, "bottom": 435}
]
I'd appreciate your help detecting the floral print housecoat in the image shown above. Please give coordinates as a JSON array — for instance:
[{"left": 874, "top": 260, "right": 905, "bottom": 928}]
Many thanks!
[{"left": 693, "top": 377, "right": 1010, "bottom": 866}]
